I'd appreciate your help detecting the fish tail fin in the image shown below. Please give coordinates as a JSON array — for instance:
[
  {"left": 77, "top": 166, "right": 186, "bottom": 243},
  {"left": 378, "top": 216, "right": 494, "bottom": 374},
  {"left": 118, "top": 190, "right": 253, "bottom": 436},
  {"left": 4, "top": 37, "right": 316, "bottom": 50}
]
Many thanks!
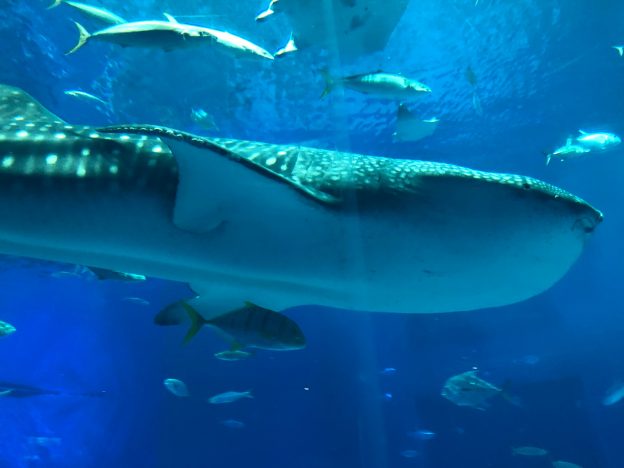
[
  {"left": 614, "top": 46, "right": 624, "bottom": 57},
  {"left": 47, "top": 0, "right": 62, "bottom": 9},
  {"left": 320, "top": 69, "right": 334, "bottom": 99},
  {"left": 245, "top": 390, "right": 254, "bottom": 399},
  {"left": 181, "top": 302, "right": 207, "bottom": 344},
  {"left": 66, "top": 22, "right": 90, "bottom": 55}
]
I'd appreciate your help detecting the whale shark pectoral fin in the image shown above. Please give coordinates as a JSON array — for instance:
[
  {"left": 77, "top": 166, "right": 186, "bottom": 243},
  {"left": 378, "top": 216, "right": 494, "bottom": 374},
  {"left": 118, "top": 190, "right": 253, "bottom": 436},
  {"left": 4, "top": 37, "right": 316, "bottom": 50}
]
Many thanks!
[{"left": 0, "top": 84, "right": 65, "bottom": 124}]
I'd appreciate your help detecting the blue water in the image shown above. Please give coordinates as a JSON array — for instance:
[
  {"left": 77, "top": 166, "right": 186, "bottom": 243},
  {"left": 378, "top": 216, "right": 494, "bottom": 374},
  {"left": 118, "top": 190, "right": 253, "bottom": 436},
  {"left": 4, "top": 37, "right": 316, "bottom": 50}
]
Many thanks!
[{"left": 1, "top": 0, "right": 624, "bottom": 466}]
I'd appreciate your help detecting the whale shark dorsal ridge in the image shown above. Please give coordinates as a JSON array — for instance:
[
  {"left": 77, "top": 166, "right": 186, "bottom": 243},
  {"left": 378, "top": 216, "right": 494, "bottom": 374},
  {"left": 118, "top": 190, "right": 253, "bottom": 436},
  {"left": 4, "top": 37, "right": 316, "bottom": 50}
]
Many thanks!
[
  {"left": 98, "top": 124, "right": 343, "bottom": 204},
  {"left": 98, "top": 124, "right": 597, "bottom": 213}
]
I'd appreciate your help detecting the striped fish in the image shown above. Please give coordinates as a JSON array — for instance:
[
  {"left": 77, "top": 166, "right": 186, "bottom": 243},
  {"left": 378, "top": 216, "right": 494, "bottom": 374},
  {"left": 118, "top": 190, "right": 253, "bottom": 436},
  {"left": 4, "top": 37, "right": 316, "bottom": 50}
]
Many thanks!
[{"left": 156, "top": 300, "right": 306, "bottom": 351}]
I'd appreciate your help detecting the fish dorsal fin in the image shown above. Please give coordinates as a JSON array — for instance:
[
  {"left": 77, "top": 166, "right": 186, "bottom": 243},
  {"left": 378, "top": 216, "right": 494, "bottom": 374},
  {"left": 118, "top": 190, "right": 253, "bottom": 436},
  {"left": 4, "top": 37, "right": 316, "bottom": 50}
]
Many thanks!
[
  {"left": 97, "top": 125, "right": 342, "bottom": 204},
  {"left": 565, "top": 137, "right": 572, "bottom": 145},
  {"left": 397, "top": 103, "right": 412, "bottom": 118},
  {"left": 163, "top": 13, "right": 178, "bottom": 23},
  {"left": 0, "top": 84, "right": 65, "bottom": 125}
]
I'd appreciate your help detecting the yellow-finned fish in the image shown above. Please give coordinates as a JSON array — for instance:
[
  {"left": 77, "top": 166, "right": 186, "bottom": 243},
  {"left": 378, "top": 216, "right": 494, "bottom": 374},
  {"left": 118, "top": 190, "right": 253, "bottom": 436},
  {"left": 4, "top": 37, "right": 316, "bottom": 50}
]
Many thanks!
[
  {"left": 154, "top": 300, "right": 306, "bottom": 351},
  {"left": 48, "top": 0, "right": 126, "bottom": 25}
]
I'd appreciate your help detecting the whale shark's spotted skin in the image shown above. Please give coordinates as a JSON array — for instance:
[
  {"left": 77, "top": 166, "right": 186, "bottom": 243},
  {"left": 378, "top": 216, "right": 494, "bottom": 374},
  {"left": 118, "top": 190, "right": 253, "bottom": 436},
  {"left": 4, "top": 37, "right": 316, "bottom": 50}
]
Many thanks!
[{"left": 0, "top": 84, "right": 603, "bottom": 315}]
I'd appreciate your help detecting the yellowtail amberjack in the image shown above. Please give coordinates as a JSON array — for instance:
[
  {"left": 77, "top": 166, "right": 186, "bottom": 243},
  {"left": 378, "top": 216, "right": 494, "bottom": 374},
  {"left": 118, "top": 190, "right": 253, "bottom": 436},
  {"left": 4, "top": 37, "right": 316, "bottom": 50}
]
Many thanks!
[
  {"left": 48, "top": 0, "right": 125, "bottom": 25},
  {"left": 66, "top": 13, "right": 273, "bottom": 60},
  {"left": 321, "top": 70, "right": 431, "bottom": 100}
]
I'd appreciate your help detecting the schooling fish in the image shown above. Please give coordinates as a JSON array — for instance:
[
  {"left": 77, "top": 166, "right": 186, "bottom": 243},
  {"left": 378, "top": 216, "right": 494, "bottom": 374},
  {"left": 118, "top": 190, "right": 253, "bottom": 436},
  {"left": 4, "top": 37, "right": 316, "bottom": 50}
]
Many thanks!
[
  {"left": 163, "top": 378, "right": 189, "bottom": 397},
  {"left": 48, "top": 0, "right": 126, "bottom": 25},
  {"left": 214, "top": 349, "right": 253, "bottom": 361},
  {"left": 87, "top": 266, "right": 145, "bottom": 282},
  {"left": 575, "top": 130, "right": 621, "bottom": 151},
  {"left": 545, "top": 138, "right": 591, "bottom": 165},
  {"left": 207, "top": 390, "right": 253, "bottom": 404},
  {"left": 64, "top": 90, "right": 108, "bottom": 107},
  {"left": 0, "top": 84, "right": 602, "bottom": 320},
  {"left": 0, "top": 320, "right": 16, "bottom": 337},
  {"left": 321, "top": 70, "right": 431, "bottom": 99},
  {"left": 441, "top": 370, "right": 502, "bottom": 411}
]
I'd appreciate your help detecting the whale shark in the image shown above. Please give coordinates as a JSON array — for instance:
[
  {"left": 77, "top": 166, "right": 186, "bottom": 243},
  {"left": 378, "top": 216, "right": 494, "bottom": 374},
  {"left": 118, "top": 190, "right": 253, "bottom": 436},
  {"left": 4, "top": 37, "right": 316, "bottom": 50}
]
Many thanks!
[{"left": 0, "top": 84, "right": 602, "bottom": 317}]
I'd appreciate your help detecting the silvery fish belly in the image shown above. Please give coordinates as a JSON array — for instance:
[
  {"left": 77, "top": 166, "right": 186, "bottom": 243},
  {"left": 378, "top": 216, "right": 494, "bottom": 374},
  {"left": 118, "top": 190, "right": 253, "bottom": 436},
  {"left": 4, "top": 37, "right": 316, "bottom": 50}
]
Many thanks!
[{"left": 0, "top": 84, "right": 602, "bottom": 314}]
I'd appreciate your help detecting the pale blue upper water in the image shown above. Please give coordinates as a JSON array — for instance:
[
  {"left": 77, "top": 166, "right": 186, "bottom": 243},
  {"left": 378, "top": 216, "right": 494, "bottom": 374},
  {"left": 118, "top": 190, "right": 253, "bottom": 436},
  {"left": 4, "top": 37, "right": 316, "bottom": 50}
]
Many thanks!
[{"left": 1, "top": 1, "right": 624, "bottom": 467}]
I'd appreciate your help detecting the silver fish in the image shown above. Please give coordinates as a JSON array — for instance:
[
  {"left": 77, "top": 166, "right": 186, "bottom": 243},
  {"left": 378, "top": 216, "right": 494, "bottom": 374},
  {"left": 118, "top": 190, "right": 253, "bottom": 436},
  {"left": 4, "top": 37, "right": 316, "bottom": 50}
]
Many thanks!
[
  {"left": 546, "top": 138, "right": 591, "bottom": 165},
  {"left": 0, "top": 84, "right": 602, "bottom": 319},
  {"left": 321, "top": 70, "right": 431, "bottom": 100},
  {"left": 602, "top": 382, "right": 624, "bottom": 406},
  {"left": 66, "top": 14, "right": 273, "bottom": 60},
  {"left": 393, "top": 103, "right": 439, "bottom": 143},
  {"left": 64, "top": 90, "right": 108, "bottom": 107},
  {"left": 207, "top": 390, "right": 252, "bottom": 404},
  {"left": 575, "top": 130, "right": 621, "bottom": 151},
  {"left": 274, "top": 33, "right": 297, "bottom": 58},
  {"left": 214, "top": 349, "right": 253, "bottom": 361},
  {"left": 441, "top": 370, "right": 502, "bottom": 411},
  {"left": 0, "top": 320, "right": 16, "bottom": 337},
  {"left": 48, "top": 0, "right": 125, "bottom": 25},
  {"left": 512, "top": 446, "right": 549, "bottom": 457},
  {"left": 163, "top": 378, "right": 189, "bottom": 397}
]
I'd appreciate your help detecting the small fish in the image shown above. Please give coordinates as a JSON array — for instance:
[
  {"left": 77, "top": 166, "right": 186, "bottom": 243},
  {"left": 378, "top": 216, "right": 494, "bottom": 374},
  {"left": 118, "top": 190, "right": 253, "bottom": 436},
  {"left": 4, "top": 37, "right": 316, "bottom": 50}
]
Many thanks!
[
  {"left": 575, "top": 130, "right": 621, "bottom": 151},
  {"left": 0, "top": 320, "right": 16, "bottom": 337},
  {"left": 320, "top": 70, "right": 432, "bottom": 100},
  {"left": 383, "top": 392, "right": 393, "bottom": 401},
  {"left": 407, "top": 429, "right": 436, "bottom": 441},
  {"left": 122, "top": 297, "right": 150, "bottom": 306},
  {"left": 64, "top": 90, "right": 108, "bottom": 107},
  {"left": 48, "top": 0, "right": 126, "bottom": 25},
  {"left": 155, "top": 300, "right": 306, "bottom": 351},
  {"left": 163, "top": 378, "right": 189, "bottom": 397},
  {"left": 255, "top": 0, "right": 281, "bottom": 22},
  {"left": 221, "top": 419, "right": 245, "bottom": 429},
  {"left": 602, "top": 382, "right": 624, "bottom": 406},
  {"left": 465, "top": 65, "right": 477, "bottom": 87},
  {"left": 393, "top": 103, "right": 439, "bottom": 143},
  {"left": 471, "top": 91, "right": 483, "bottom": 116},
  {"left": 190, "top": 108, "right": 218, "bottom": 131},
  {"left": 214, "top": 349, "right": 253, "bottom": 361},
  {"left": 400, "top": 450, "right": 418, "bottom": 458},
  {"left": 545, "top": 138, "right": 591, "bottom": 165},
  {"left": 87, "top": 266, "right": 145, "bottom": 282},
  {"left": 441, "top": 370, "right": 502, "bottom": 411},
  {"left": 380, "top": 367, "right": 397, "bottom": 376},
  {"left": 274, "top": 33, "right": 297, "bottom": 58},
  {"left": 208, "top": 390, "right": 253, "bottom": 404},
  {"left": 552, "top": 461, "right": 583, "bottom": 468},
  {"left": 613, "top": 46, "right": 624, "bottom": 57},
  {"left": 0, "top": 389, "right": 13, "bottom": 396},
  {"left": 512, "top": 446, "right": 549, "bottom": 457}
]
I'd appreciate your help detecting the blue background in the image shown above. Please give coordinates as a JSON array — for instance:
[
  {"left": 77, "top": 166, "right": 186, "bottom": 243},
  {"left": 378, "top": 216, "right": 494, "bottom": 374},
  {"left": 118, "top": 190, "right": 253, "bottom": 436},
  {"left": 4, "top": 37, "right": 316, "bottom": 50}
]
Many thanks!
[{"left": 1, "top": 0, "right": 624, "bottom": 466}]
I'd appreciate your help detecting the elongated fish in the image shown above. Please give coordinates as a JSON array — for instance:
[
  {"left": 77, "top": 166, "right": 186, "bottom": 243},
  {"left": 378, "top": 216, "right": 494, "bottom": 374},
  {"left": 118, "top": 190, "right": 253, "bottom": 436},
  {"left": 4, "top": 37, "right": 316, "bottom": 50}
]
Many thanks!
[
  {"left": 64, "top": 90, "right": 108, "bottom": 107},
  {"left": 66, "top": 14, "right": 273, "bottom": 59},
  {"left": 48, "top": 0, "right": 126, "bottom": 25},
  {"left": 321, "top": 71, "right": 431, "bottom": 99},
  {"left": 0, "top": 84, "right": 602, "bottom": 320}
]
